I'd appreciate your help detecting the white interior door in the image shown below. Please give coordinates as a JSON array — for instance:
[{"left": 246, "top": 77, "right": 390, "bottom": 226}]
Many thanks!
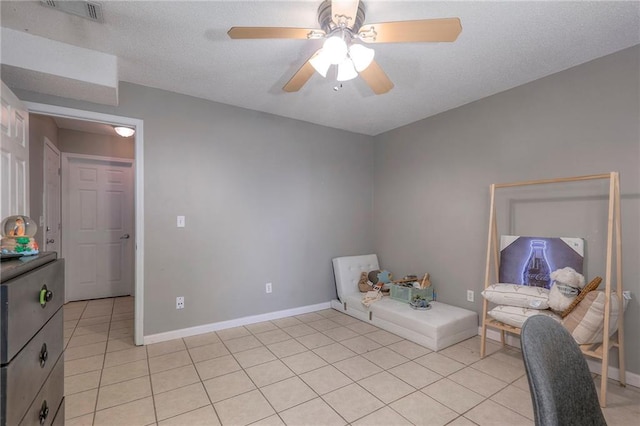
[
  {"left": 0, "top": 81, "right": 29, "bottom": 219},
  {"left": 63, "top": 154, "right": 134, "bottom": 301},
  {"left": 43, "top": 138, "right": 61, "bottom": 253}
]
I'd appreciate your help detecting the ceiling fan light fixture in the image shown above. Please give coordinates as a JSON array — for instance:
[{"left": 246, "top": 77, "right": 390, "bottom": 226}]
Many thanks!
[
  {"left": 323, "top": 35, "right": 348, "bottom": 64},
  {"left": 114, "top": 126, "right": 135, "bottom": 138},
  {"left": 336, "top": 58, "right": 358, "bottom": 82},
  {"left": 348, "top": 43, "right": 375, "bottom": 72},
  {"left": 228, "top": 1, "right": 463, "bottom": 95},
  {"left": 310, "top": 50, "right": 332, "bottom": 77}
]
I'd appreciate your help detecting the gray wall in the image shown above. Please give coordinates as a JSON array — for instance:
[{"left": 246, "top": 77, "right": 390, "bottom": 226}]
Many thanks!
[
  {"left": 15, "top": 83, "right": 374, "bottom": 335},
  {"left": 58, "top": 128, "right": 134, "bottom": 159},
  {"left": 16, "top": 45, "right": 639, "bottom": 376},
  {"left": 28, "top": 113, "right": 58, "bottom": 247},
  {"left": 373, "top": 46, "right": 640, "bottom": 374}
]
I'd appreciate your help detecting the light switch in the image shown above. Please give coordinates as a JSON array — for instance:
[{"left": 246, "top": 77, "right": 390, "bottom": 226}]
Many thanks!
[{"left": 177, "top": 216, "right": 185, "bottom": 228}]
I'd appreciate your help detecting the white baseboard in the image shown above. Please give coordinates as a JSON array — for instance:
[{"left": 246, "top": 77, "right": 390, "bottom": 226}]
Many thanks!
[
  {"left": 143, "top": 302, "right": 331, "bottom": 345},
  {"left": 480, "top": 326, "right": 640, "bottom": 389}
]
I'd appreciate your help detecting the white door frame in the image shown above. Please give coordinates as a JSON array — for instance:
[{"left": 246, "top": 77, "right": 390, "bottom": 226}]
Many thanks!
[
  {"left": 24, "top": 101, "right": 144, "bottom": 346},
  {"left": 43, "top": 136, "right": 61, "bottom": 251}
]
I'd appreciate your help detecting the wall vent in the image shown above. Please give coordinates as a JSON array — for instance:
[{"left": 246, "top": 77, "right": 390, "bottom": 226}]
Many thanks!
[{"left": 39, "top": 1, "right": 104, "bottom": 23}]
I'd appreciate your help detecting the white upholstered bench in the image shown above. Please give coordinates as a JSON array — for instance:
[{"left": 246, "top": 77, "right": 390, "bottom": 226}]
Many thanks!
[{"left": 331, "top": 254, "right": 478, "bottom": 351}]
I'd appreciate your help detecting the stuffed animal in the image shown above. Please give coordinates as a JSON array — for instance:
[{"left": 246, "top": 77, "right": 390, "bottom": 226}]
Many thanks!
[
  {"left": 358, "top": 272, "right": 372, "bottom": 292},
  {"left": 548, "top": 267, "right": 586, "bottom": 312}
]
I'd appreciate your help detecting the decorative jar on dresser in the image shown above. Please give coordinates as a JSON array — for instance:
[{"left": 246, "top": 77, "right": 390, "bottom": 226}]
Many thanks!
[{"left": 0, "top": 252, "right": 65, "bottom": 425}]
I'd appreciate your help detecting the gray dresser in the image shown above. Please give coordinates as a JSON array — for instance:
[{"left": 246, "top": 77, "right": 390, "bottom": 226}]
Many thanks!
[{"left": 1, "top": 252, "right": 65, "bottom": 426}]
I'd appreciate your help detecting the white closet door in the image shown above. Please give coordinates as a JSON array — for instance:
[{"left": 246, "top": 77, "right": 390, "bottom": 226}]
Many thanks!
[
  {"left": 64, "top": 155, "right": 134, "bottom": 301},
  {"left": 0, "top": 81, "right": 29, "bottom": 219}
]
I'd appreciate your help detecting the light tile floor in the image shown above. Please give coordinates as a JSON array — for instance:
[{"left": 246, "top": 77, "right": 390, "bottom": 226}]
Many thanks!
[{"left": 63, "top": 297, "right": 640, "bottom": 425}]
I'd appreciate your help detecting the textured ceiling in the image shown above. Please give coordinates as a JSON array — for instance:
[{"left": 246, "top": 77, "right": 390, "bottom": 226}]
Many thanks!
[{"left": 2, "top": 1, "right": 639, "bottom": 135}]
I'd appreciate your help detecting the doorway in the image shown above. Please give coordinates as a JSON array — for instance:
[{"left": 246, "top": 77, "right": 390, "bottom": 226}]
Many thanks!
[{"left": 25, "top": 102, "right": 144, "bottom": 346}]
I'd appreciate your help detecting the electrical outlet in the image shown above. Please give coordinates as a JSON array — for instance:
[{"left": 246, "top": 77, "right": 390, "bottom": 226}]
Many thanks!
[
  {"left": 176, "top": 296, "right": 184, "bottom": 309},
  {"left": 467, "top": 290, "right": 474, "bottom": 302},
  {"left": 177, "top": 216, "right": 185, "bottom": 228},
  {"left": 265, "top": 282, "right": 272, "bottom": 294}
]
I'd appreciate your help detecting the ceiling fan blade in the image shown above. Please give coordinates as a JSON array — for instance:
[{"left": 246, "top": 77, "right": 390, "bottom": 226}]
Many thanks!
[
  {"left": 228, "top": 27, "right": 325, "bottom": 40},
  {"left": 359, "top": 60, "right": 394, "bottom": 95},
  {"left": 283, "top": 53, "right": 319, "bottom": 92},
  {"left": 358, "top": 18, "right": 462, "bottom": 43},
  {"left": 331, "top": 0, "right": 360, "bottom": 28}
]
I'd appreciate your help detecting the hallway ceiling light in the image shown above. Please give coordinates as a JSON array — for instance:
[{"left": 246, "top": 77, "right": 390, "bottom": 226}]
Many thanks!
[{"left": 114, "top": 126, "right": 135, "bottom": 137}]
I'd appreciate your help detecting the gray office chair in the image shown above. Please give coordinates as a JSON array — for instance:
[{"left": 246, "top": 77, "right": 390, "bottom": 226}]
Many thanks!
[{"left": 520, "top": 315, "right": 607, "bottom": 426}]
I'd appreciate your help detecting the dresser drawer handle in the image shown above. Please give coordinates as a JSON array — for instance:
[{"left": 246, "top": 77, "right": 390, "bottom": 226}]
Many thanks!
[
  {"left": 39, "top": 285, "right": 53, "bottom": 307},
  {"left": 39, "top": 400, "right": 49, "bottom": 425},
  {"left": 39, "top": 343, "right": 48, "bottom": 368}
]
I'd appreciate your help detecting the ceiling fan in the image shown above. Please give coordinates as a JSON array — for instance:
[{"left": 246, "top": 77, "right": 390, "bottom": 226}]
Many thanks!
[{"left": 227, "top": 0, "right": 462, "bottom": 95}]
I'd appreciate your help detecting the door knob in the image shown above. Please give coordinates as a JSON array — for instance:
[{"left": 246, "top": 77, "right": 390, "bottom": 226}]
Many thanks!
[
  {"left": 120, "top": 233, "right": 130, "bottom": 240},
  {"left": 46, "top": 239, "right": 55, "bottom": 244}
]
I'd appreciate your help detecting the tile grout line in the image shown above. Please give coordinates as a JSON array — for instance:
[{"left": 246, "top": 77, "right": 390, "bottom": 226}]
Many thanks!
[
  {"left": 220, "top": 327, "right": 280, "bottom": 423},
  {"left": 89, "top": 302, "right": 138, "bottom": 407},
  {"left": 218, "top": 324, "right": 362, "bottom": 424},
  {"left": 85, "top": 298, "right": 153, "bottom": 424},
  {"left": 304, "top": 315, "right": 468, "bottom": 424},
  {"left": 62, "top": 301, "right": 88, "bottom": 422},
  {"left": 61, "top": 299, "right": 111, "bottom": 423},
  {"left": 423, "top": 376, "right": 487, "bottom": 422},
  {"left": 62, "top": 298, "right": 133, "bottom": 423},
  {"left": 63, "top": 300, "right": 88, "bottom": 349},
  {"left": 316, "top": 381, "right": 374, "bottom": 425},
  {"left": 89, "top": 298, "right": 115, "bottom": 426},
  {"left": 146, "top": 337, "right": 160, "bottom": 425},
  {"left": 245, "top": 335, "right": 313, "bottom": 425},
  {"left": 225, "top": 324, "right": 349, "bottom": 425},
  {"left": 184, "top": 335, "right": 225, "bottom": 425}
]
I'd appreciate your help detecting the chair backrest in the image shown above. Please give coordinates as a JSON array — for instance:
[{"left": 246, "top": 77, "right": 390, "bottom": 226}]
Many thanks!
[{"left": 520, "top": 315, "right": 607, "bottom": 426}]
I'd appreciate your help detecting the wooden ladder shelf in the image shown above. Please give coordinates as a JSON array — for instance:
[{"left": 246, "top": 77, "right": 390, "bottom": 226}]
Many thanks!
[{"left": 479, "top": 172, "right": 625, "bottom": 407}]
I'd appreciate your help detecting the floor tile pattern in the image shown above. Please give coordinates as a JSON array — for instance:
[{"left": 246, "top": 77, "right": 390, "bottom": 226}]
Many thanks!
[{"left": 63, "top": 297, "right": 640, "bottom": 425}]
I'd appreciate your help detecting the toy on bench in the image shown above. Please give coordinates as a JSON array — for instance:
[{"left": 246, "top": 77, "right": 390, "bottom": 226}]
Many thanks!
[{"left": 358, "top": 271, "right": 431, "bottom": 292}]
